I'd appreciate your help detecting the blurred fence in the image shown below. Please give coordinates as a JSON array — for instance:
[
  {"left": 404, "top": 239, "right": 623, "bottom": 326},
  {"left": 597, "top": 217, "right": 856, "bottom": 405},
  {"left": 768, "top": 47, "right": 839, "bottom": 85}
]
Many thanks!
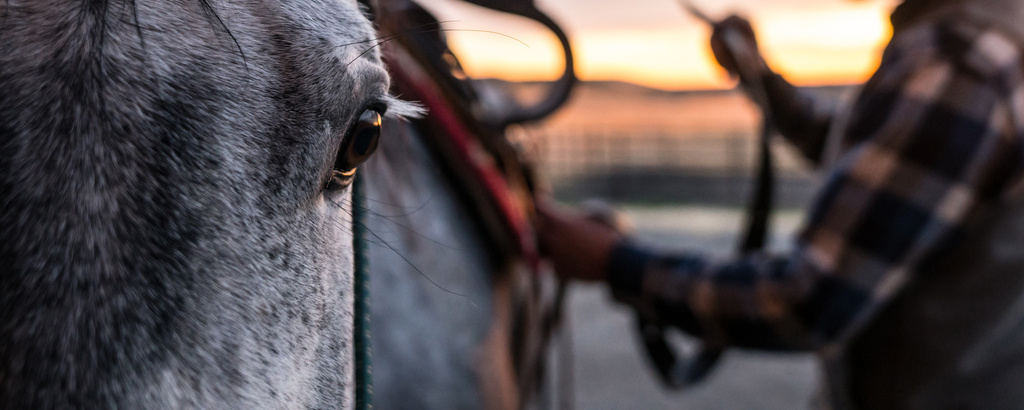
[{"left": 519, "top": 130, "right": 821, "bottom": 208}]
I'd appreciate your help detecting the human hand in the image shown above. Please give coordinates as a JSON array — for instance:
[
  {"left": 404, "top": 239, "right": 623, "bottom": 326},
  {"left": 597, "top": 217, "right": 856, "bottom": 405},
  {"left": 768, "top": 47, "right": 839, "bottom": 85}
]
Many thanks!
[
  {"left": 534, "top": 200, "right": 622, "bottom": 282},
  {"left": 710, "top": 15, "right": 770, "bottom": 83}
]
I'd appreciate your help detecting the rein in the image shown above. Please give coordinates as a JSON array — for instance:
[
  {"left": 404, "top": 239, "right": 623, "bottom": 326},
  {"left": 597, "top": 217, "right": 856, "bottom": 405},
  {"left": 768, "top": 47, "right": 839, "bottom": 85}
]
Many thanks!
[
  {"left": 353, "top": 175, "right": 373, "bottom": 410},
  {"left": 635, "top": 5, "right": 776, "bottom": 388}
]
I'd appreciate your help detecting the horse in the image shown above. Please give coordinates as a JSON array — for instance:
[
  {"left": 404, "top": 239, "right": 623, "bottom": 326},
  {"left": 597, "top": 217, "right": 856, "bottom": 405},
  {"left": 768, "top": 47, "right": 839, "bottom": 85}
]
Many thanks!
[
  {"left": 361, "top": 0, "right": 576, "bottom": 408},
  {"left": 0, "top": 0, "right": 418, "bottom": 407}
]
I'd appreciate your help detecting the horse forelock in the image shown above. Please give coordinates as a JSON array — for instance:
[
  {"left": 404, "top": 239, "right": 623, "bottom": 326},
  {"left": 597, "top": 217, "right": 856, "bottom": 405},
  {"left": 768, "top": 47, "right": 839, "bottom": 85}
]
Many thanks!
[{"left": 1, "top": 0, "right": 389, "bottom": 407}]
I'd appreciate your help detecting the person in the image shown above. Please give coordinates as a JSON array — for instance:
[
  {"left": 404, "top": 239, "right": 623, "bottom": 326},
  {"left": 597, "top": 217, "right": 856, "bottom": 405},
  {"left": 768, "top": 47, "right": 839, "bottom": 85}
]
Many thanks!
[{"left": 535, "top": 0, "right": 1024, "bottom": 408}]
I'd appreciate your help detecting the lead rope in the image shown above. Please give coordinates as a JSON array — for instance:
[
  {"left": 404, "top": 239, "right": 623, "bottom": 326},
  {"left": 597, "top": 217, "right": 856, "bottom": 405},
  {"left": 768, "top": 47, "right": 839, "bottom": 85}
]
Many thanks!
[
  {"left": 353, "top": 174, "right": 373, "bottom": 410},
  {"left": 634, "top": 3, "right": 776, "bottom": 388}
]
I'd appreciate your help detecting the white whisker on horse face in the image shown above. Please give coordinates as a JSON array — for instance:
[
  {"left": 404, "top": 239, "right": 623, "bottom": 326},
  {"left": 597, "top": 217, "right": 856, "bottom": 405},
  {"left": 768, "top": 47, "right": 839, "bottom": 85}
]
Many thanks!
[
  {"left": 328, "top": 193, "right": 462, "bottom": 252},
  {"left": 335, "top": 191, "right": 435, "bottom": 218},
  {"left": 340, "top": 21, "right": 529, "bottom": 68},
  {"left": 334, "top": 19, "right": 461, "bottom": 49},
  {"left": 326, "top": 193, "right": 475, "bottom": 302}
]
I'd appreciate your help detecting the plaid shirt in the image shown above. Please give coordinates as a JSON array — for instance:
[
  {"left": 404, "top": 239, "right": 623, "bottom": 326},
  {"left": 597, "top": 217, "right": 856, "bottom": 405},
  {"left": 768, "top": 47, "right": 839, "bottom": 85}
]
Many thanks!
[{"left": 608, "top": 10, "right": 1024, "bottom": 353}]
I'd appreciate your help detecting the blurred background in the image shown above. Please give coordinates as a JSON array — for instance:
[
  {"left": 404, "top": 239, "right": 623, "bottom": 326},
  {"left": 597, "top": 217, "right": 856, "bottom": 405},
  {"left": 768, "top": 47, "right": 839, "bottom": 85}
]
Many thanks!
[{"left": 412, "top": 0, "right": 899, "bottom": 408}]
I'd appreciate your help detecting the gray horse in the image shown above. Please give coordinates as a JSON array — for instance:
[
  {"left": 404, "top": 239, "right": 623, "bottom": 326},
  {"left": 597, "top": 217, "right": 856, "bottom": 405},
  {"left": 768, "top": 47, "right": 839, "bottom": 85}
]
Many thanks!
[
  {"left": 0, "top": 0, "right": 417, "bottom": 407},
  {"left": 362, "top": 1, "right": 575, "bottom": 408}
]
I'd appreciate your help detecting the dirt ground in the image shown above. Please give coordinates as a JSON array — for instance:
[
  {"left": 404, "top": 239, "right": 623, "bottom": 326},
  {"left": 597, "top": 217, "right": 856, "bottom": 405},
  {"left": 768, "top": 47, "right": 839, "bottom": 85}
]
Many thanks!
[{"left": 559, "top": 205, "right": 819, "bottom": 410}]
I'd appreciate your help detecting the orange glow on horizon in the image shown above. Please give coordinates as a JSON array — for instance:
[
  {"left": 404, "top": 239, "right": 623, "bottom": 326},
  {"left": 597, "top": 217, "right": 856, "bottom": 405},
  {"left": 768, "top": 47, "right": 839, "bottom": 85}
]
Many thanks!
[{"left": 429, "top": 1, "right": 893, "bottom": 90}]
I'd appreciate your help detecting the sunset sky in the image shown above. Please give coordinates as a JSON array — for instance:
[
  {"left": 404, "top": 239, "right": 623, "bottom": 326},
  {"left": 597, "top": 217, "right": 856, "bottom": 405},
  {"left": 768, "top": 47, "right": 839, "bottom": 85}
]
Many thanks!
[{"left": 415, "top": 0, "right": 900, "bottom": 90}]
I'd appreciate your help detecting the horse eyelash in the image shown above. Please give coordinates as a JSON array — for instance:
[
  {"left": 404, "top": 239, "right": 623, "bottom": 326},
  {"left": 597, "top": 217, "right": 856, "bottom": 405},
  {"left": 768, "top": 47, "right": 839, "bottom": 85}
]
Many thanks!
[{"left": 382, "top": 94, "right": 426, "bottom": 120}]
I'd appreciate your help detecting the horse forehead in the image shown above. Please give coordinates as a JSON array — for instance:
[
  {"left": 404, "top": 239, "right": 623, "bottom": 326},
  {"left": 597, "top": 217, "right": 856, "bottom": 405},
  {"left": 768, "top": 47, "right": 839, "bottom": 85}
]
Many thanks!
[
  {"left": 265, "top": 0, "right": 390, "bottom": 104},
  {"left": 269, "top": 0, "right": 378, "bottom": 56}
]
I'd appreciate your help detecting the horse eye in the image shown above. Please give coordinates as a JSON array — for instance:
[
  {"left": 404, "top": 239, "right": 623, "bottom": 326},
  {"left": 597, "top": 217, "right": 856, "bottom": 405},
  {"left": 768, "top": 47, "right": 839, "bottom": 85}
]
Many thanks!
[{"left": 329, "top": 108, "right": 383, "bottom": 189}]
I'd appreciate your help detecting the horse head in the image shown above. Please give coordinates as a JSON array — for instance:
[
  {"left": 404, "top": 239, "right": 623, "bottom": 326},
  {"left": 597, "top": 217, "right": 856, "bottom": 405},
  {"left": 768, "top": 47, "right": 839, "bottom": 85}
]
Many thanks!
[{"left": 0, "top": 0, "right": 414, "bottom": 407}]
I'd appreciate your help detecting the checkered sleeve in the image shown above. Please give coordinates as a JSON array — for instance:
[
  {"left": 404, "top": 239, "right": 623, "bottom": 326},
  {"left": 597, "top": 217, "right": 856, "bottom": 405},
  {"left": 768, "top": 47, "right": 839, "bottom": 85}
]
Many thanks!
[
  {"left": 608, "top": 25, "right": 1024, "bottom": 350},
  {"left": 761, "top": 72, "right": 836, "bottom": 165}
]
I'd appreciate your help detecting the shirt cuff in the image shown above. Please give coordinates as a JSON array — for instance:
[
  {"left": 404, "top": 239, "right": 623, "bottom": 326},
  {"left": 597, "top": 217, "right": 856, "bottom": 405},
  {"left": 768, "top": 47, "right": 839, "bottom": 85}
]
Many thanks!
[{"left": 606, "top": 240, "right": 656, "bottom": 296}]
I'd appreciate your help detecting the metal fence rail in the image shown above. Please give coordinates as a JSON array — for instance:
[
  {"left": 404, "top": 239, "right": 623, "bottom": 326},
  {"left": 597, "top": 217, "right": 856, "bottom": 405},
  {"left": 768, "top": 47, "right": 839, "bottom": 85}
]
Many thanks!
[{"left": 519, "top": 130, "right": 820, "bottom": 208}]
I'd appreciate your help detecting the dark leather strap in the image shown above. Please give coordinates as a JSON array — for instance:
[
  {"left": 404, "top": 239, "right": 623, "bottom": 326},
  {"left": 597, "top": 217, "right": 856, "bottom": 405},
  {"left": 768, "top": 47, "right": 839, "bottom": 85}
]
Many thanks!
[{"left": 637, "top": 113, "right": 775, "bottom": 389}]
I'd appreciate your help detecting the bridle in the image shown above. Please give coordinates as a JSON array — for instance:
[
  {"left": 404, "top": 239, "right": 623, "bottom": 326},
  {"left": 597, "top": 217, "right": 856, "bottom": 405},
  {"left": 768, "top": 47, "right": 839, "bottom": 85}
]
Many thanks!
[
  {"left": 351, "top": 0, "right": 577, "bottom": 408},
  {"left": 352, "top": 0, "right": 776, "bottom": 401}
]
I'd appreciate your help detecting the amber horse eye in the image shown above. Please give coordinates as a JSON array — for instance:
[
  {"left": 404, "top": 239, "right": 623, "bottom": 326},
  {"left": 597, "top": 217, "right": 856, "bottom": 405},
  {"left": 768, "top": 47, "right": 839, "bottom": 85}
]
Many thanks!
[{"left": 329, "top": 109, "right": 383, "bottom": 188}]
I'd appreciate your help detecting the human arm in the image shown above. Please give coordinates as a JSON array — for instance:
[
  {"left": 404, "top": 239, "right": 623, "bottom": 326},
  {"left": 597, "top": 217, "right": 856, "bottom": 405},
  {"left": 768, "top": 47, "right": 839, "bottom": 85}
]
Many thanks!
[
  {"left": 710, "top": 16, "right": 835, "bottom": 165},
  {"left": 541, "top": 33, "right": 1024, "bottom": 350}
]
